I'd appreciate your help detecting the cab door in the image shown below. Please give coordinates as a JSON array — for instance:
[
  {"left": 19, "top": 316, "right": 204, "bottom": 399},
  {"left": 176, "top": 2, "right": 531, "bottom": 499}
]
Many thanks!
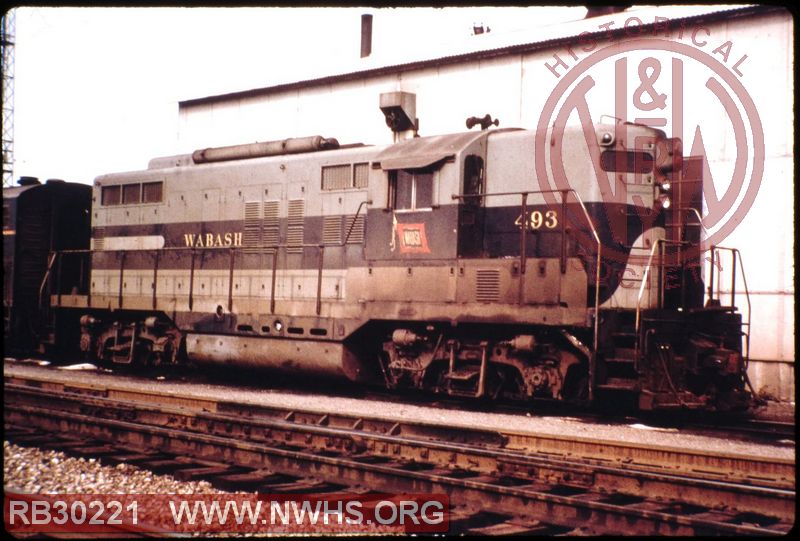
[{"left": 457, "top": 154, "right": 486, "bottom": 258}]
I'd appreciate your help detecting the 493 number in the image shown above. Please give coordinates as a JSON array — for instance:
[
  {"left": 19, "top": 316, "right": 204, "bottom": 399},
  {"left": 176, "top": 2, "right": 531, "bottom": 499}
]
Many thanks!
[{"left": 514, "top": 210, "right": 558, "bottom": 230}]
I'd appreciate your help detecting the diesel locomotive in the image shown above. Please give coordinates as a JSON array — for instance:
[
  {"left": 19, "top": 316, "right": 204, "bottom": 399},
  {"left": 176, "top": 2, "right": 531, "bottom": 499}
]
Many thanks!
[{"left": 3, "top": 119, "right": 753, "bottom": 411}]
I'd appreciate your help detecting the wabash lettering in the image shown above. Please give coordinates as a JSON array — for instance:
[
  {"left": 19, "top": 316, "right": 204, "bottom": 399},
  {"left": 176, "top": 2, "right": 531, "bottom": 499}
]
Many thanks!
[{"left": 183, "top": 232, "right": 243, "bottom": 248}]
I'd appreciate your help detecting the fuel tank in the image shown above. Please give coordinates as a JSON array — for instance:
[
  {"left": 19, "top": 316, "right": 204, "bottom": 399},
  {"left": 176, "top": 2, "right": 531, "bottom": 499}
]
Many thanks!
[{"left": 185, "top": 333, "right": 367, "bottom": 382}]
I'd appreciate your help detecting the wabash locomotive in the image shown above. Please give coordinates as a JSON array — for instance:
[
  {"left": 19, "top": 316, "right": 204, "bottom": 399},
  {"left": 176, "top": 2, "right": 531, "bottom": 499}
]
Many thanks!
[{"left": 3, "top": 120, "right": 753, "bottom": 411}]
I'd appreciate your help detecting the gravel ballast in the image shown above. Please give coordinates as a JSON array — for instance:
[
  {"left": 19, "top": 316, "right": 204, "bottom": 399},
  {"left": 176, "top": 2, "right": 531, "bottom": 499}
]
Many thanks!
[{"left": 4, "top": 441, "right": 223, "bottom": 495}]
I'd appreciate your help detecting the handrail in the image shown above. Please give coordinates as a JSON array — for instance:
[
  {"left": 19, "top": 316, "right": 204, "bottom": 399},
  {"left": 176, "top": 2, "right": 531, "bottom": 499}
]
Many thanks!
[
  {"left": 344, "top": 200, "right": 372, "bottom": 245},
  {"left": 634, "top": 238, "right": 687, "bottom": 356},
  {"left": 38, "top": 252, "right": 58, "bottom": 309},
  {"left": 707, "top": 245, "right": 751, "bottom": 365},
  {"left": 635, "top": 241, "right": 752, "bottom": 382},
  {"left": 51, "top": 212, "right": 375, "bottom": 318},
  {"left": 453, "top": 187, "right": 601, "bottom": 400},
  {"left": 676, "top": 207, "right": 708, "bottom": 232}
]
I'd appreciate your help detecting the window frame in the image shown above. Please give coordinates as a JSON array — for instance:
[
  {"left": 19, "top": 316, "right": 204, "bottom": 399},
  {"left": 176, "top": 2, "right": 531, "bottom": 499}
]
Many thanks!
[
  {"left": 321, "top": 162, "right": 370, "bottom": 191},
  {"left": 101, "top": 185, "right": 122, "bottom": 206},
  {"left": 100, "top": 181, "right": 164, "bottom": 206},
  {"left": 389, "top": 167, "right": 436, "bottom": 212},
  {"left": 142, "top": 181, "right": 164, "bottom": 204},
  {"left": 122, "top": 183, "right": 142, "bottom": 204}
]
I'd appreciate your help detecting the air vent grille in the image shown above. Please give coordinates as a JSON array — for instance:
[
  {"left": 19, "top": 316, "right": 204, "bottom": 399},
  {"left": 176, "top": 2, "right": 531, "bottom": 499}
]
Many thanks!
[{"left": 475, "top": 269, "right": 500, "bottom": 303}]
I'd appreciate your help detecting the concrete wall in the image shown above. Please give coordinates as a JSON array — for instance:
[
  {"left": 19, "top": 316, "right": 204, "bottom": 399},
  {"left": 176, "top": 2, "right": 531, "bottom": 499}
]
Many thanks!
[{"left": 176, "top": 7, "right": 794, "bottom": 401}]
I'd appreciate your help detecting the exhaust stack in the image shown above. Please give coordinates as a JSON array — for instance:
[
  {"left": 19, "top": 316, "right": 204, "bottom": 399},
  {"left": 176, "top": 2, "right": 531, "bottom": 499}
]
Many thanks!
[{"left": 361, "top": 14, "right": 373, "bottom": 58}]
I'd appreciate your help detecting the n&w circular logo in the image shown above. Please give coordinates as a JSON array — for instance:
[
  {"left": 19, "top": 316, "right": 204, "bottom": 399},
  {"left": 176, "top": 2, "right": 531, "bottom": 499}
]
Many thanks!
[{"left": 535, "top": 24, "right": 764, "bottom": 268}]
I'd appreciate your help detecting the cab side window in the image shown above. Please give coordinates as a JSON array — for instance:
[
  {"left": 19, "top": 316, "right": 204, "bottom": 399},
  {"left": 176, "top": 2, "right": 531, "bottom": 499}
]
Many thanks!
[{"left": 390, "top": 168, "right": 434, "bottom": 210}]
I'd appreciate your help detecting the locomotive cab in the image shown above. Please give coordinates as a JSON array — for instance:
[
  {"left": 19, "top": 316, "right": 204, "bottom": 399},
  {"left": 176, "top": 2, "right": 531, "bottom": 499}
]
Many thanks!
[{"left": 366, "top": 130, "right": 492, "bottom": 262}]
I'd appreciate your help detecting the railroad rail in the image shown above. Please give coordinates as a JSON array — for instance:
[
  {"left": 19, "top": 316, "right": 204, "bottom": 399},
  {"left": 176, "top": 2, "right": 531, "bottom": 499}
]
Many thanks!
[{"left": 3, "top": 372, "right": 794, "bottom": 535}]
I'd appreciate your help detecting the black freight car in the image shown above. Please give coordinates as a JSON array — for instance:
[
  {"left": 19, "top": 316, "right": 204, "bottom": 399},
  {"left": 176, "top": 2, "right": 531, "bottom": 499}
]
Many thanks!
[{"left": 3, "top": 178, "right": 91, "bottom": 355}]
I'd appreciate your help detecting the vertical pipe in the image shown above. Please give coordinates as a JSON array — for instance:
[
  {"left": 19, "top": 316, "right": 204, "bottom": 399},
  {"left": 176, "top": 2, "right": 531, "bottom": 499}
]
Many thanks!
[
  {"left": 316, "top": 245, "right": 325, "bottom": 316},
  {"left": 590, "top": 243, "right": 601, "bottom": 403},
  {"left": 118, "top": 251, "right": 126, "bottom": 309},
  {"left": 79, "top": 251, "right": 85, "bottom": 295},
  {"left": 228, "top": 248, "right": 235, "bottom": 312},
  {"left": 680, "top": 210, "right": 686, "bottom": 309},
  {"left": 360, "top": 14, "right": 373, "bottom": 58},
  {"left": 270, "top": 249, "right": 278, "bottom": 314},
  {"left": 55, "top": 251, "right": 62, "bottom": 307},
  {"left": 448, "top": 342, "right": 456, "bottom": 375},
  {"left": 560, "top": 190, "right": 567, "bottom": 274},
  {"left": 708, "top": 246, "right": 715, "bottom": 303},
  {"left": 657, "top": 240, "right": 664, "bottom": 309},
  {"left": 731, "top": 250, "right": 737, "bottom": 308},
  {"left": 476, "top": 342, "right": 488, "bottom": 398},
  {"left": 188, "top": 251, "right": 196, "bottom": 311},
  {"left": 152, "top": 251, "right": 159, "bottom": 310},
  {"left": 519, "top": 193, "right": 528, "bottom": 274},
  {"left": 87, "top": 251, "right": 92, "bottom": 308},
  {"left": 518, "top": 193, "right": 528, "bottom": 305}
]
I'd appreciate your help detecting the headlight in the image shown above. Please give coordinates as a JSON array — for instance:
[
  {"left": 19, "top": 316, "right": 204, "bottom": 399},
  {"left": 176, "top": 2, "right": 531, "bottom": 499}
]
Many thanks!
[
  {"left": 660, "top": 181, "right": 671, "bottom": 192},
  {"left": 658, "top": 195, "right": 671, "bottom": 209}
]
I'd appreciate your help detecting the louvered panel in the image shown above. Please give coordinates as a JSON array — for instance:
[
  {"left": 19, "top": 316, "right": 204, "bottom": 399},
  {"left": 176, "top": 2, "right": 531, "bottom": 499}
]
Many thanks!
[
  {"left": 475, "top": 269, "right": 500, "bottom": 303},
  {"left": 93, "top": 228, "right": 106, "bottom": 251},
  {"left": 243, "top": 201, "right": 262, "bottom": 253},
  {"left": 322, "top": 164, "right": 352, "bottom": 190},
  {"left": 345, "top": 215, "right": 365, "bottom": 244},
  {"left": 263, "top": 200, "right": 280, "bottom": 223},
  {"left": 287, "top": 199, "right": 305, "bottom": 253},
  {"left": 286, "top": 227, "right": 304, "bottom": 253},
  {"left": 353, "top": 163, "right": 369, "bottom": 188},
  {"left": 245, "top": 201, "right": 261, "bottom": 221},
  {"left": 322, "top": 215, "right": 342, "bottom": 245},
  {"left": 287, "top": 200, "right": 305, "bottom": 224},
  {"left": 263, "top": 200, "right": 280, "bottom": 252}
]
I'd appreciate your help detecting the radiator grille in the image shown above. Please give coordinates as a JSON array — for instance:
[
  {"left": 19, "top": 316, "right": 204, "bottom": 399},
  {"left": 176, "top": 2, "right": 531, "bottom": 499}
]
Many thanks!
[{"left": 475, "top": 269, "right": 500, "bottom": 303}]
